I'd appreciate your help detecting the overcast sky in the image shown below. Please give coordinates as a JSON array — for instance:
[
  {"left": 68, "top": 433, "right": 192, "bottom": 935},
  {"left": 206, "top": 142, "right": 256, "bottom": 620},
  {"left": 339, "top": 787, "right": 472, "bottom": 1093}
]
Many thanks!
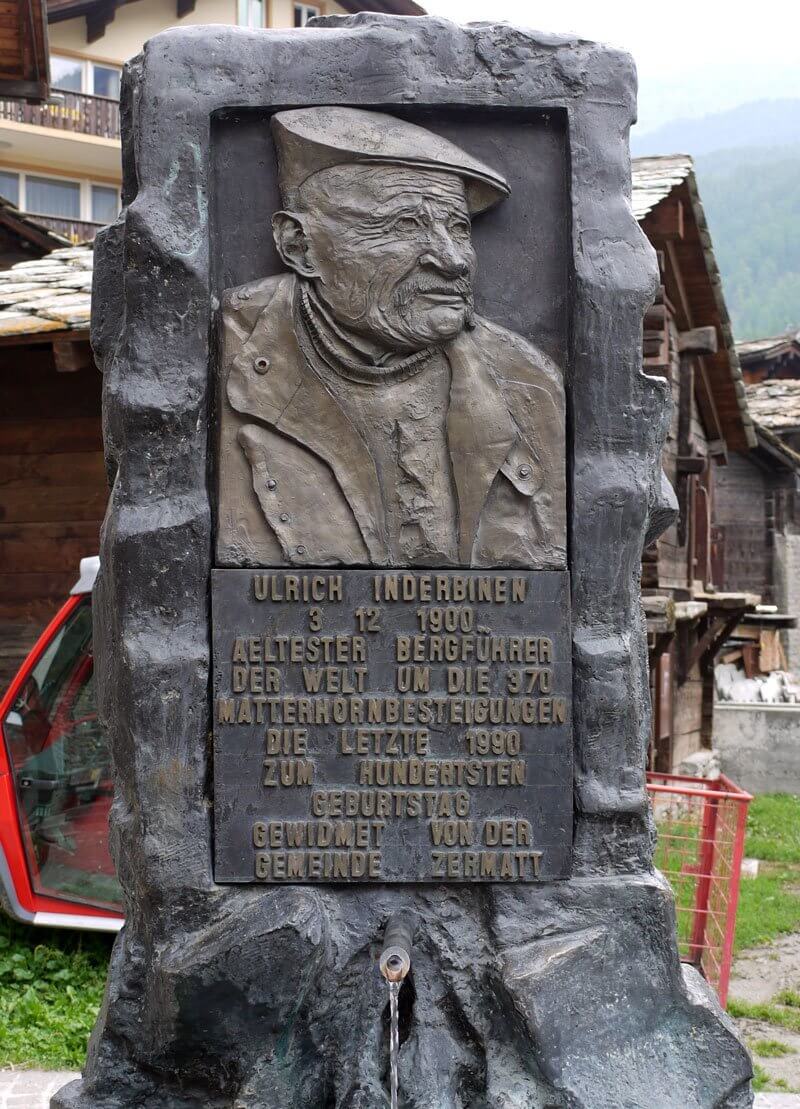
[{"left": 422, "top": 0, "right": 800, "bottom": 133}]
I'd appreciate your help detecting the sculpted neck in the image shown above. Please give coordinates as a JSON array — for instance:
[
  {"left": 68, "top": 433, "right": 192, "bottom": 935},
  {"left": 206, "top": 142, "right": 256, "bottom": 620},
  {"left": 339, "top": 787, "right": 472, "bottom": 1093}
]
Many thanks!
[{"left": 298, "top": 279, "right": 436, "bottom": 386}]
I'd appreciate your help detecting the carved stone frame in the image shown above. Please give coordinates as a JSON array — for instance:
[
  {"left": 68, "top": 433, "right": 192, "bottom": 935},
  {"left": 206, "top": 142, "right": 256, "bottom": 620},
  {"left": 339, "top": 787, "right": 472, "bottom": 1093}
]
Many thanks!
[{"left": 69, "top": 15, "right": 751, "bottom": 1108}]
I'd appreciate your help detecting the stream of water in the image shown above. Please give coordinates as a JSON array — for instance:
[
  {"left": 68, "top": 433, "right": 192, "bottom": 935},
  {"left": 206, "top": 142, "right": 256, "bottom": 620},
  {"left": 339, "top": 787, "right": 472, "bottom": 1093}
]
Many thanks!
[{"left": 389, "top": 980, "right": 400, "bottom": 1109}]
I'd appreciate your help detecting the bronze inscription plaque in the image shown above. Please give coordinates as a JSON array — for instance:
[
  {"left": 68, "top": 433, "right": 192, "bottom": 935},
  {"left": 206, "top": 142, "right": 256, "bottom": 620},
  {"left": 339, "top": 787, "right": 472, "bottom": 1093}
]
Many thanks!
[{"left": 212, "top": 569, "right": 572, "bottom": 882}]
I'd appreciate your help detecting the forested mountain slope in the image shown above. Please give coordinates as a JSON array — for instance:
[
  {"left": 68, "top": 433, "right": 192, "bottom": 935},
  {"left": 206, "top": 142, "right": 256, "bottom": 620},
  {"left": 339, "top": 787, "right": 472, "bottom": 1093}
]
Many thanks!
[{"left": 632, "top": 102, "right": 800, "bottom": 341}]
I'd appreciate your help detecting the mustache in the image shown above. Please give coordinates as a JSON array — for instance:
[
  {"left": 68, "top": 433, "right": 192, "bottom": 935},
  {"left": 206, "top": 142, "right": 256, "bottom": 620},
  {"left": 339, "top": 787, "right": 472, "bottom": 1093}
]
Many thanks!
[{"left": 393, "top": 274, "right": 473, "bottom": 315}]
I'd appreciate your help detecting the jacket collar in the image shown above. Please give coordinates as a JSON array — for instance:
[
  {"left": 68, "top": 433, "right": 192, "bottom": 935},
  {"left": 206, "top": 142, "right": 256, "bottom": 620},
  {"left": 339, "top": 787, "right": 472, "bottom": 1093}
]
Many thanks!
[{"left": 226, "top": 274, "right": 517, "bottom": 564}]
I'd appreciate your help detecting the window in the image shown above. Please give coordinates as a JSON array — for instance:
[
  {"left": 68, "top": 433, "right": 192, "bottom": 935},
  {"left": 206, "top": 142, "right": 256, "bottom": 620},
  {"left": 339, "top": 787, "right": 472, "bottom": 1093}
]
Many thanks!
[
  {"left": 91, "top": 184, "right": 120, "bottom": 224},
  {"left": 294, "top": 3, "right": 320, "bottom": 26},
  {"left": 50, "top": 55, "right": 122, "bottom": 100},
  {"left": 0, "top": 170, "right": 119, "bottom": 225},
  {"left": 26, "top": 175, "right": 81, "bottom": 219},
  {"left": 50, "top": 55, "right": 83, "bottom": 92},
  {"left": 0, "top": 170, "right": 19, "bottom": 207},
  {"left": 91, "top": 64, "right": 121, "bottom": 99},
  {"left": 237, "top": 0, "right": 265, "bottom": 27},
  {"left": 1, "top": 600, "right": 121, "bottom": 910}
]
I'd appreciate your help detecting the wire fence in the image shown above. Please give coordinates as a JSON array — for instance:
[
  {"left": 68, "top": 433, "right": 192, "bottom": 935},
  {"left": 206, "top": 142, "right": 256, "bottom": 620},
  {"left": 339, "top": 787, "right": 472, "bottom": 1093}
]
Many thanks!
[{"left": 647, "top": 772, "right": 752, "bottom": 1006}]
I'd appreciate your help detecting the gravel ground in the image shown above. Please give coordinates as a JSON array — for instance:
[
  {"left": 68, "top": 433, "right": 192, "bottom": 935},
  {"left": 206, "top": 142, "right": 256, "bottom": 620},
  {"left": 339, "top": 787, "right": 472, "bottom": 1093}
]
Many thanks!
[
  {"left": 730, "top": 933, "right": 800, "bottom": 1091},
  {"left": 0, "top": 1070, "right": 78, "bottom": 1109}
]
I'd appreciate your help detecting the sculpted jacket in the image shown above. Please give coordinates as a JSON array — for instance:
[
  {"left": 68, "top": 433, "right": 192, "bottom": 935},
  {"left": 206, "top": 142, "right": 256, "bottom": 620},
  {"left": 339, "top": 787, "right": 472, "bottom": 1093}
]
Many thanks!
[{"left": 217, "top": 273, "right": 566, "bottom": 569}]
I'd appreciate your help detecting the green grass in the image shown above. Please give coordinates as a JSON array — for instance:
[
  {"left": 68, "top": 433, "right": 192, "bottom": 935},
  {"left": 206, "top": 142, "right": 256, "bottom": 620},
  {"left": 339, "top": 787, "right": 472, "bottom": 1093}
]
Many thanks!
[
  {"left": 0, "top": 911, "right": 113, "bottom": 1069},
  {"left": 751, "top": 1039, "right": 796, "bottom": 1058},
  {"left": 750, "top": 1063, "right": 793, "bottom": 1093},
  {"left": 753, "top": 1064, "right": 771, "bottom": 1091},
  {"left": 653, "top": 794, "right": 800, "bottom": 954},
  {"left": 746, "top": 796, "right": 800, "bottom": 864},
  {"left": 731, "top": 795, "right": 800, "bottom": 953},
  {"left": 734, "top": 867, "right": 800, "bottom": 952},
  {"left": 728, "top": 998, "right": 800, "bottom": 1034}
]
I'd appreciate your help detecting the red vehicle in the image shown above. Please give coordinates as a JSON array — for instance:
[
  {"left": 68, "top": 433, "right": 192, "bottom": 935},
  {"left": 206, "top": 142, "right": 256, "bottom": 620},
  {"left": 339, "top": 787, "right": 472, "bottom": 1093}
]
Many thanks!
[{"left": 0, "top": 557, "right": 123, "bottom": 931}]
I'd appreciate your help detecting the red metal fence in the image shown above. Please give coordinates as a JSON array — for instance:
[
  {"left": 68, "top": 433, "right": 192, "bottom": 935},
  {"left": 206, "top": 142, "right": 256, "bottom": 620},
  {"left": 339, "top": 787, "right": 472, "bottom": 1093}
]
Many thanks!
[{"left": 647, "top": 771, "right": 752, "bottom": 1006}]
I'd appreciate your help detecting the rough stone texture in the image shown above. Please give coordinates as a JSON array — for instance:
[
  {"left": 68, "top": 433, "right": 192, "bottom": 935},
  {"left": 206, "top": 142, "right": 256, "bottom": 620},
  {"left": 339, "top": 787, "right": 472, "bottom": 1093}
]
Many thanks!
[
  {"left": 53, "top": 15, "right": 752, "bottom": 1108},
  {"left": 716, "top": 704, "right": 800, "bottom": 794}
]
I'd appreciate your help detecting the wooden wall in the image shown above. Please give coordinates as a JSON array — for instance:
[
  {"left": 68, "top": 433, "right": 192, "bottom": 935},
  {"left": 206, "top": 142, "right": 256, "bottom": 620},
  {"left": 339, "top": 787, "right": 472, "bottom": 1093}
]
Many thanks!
[
  {"left": 714, "top": 452, "right": 772, "bottom": 599},
  {"left": 644, "top": 316, "right": 712, "bottom": 595},
  {"left": 0, "top": 343, "right": 105, "bottom": 688},
  {"left": 643, "top": 301, "right": 720, "bottom": 770}
]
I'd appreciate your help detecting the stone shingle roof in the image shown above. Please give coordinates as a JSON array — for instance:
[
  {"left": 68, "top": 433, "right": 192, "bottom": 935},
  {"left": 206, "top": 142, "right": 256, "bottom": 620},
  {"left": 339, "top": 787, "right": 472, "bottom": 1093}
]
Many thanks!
[
  {"left": 736, "top": 332, "right": 800, "bottom": 363},
  {"left": 746, "top": 379, "right": 800, "bottom": 432},
  {"left": 631, "top": 154, "right": 693, "bottom": 221},
  {"left": 0, "top": 245, "right": 92, "bottom": 337}
]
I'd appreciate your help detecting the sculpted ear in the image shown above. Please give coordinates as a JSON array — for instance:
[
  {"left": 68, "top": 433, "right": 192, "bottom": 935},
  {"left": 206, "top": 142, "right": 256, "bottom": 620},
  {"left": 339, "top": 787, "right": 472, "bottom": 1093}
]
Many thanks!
[{"left": 272, "top": 210, "right": 318, "bottom": 278}]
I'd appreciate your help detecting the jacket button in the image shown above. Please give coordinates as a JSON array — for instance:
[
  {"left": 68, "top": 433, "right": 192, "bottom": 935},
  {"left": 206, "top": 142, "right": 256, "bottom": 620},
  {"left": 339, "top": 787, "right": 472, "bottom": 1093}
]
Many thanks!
[
  {"left": 267, "top": 479, "right": 277, "bottom": 490},
  {"left": 518, "top": 465, "right": 531, "bottom": 478},
  {"left": 254, "top": 356, "right": 270, "bottom": 374},
  {"left": 296, "top": 546, "right": 306, "bottom": 556},
  {"left": 280, "top": 513, "right": 290, "bottom": 522}
]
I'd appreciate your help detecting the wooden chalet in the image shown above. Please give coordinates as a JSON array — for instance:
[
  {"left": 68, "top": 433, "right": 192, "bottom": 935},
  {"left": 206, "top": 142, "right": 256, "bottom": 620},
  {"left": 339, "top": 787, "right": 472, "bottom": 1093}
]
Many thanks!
[
  {"left": 738, "top": 331, "right": 800, "bottom": 385},
  {"left": 0, "top": 244, "right": 98, "bottom": 687},
  {"left": 632, "top": 155, "right": 760, "bottom": 772},
  {"left": 0, "top": 0, "right": 49, "bottom": 102}
]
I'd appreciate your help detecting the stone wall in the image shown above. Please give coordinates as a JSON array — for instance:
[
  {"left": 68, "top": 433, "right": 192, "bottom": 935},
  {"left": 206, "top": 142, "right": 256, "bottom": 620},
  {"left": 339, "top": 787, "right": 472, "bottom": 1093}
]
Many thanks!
[{"left": 716, "top": 703, "right": 800, "bottom": 794}]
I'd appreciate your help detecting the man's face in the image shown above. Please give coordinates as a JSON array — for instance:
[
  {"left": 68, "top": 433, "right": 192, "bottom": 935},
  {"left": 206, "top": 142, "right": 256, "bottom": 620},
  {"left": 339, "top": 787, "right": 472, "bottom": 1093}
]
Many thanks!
[{"left": 292, "top": 164, "right": 477, "bottom": 352}]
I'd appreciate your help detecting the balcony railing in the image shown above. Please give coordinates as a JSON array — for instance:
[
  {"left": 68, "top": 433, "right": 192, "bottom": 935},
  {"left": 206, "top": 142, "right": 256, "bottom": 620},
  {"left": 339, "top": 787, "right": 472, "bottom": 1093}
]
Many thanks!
[
  {"left": 25, "top": 214, "right": 105, "bottom": 243},
  {"left": 0, "top": 90, "right": 120, "bottom": 141}
]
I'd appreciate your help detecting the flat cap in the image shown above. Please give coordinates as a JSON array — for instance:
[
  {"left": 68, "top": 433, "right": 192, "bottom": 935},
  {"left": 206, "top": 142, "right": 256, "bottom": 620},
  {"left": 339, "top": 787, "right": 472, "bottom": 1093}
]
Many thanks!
[{"left": 271, "top": 106, "right": 509, "bottom": 216}]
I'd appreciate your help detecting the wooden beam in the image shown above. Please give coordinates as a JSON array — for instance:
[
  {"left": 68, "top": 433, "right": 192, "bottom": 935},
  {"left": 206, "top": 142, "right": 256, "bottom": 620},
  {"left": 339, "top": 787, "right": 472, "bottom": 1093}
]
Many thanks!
[
  {"left": 694, "top": 357, "right": 726, "bottom": 459},
  {"left": 706, "top": 438, "right": 728, "bottom": 462},
  {"left": 664, "top": 240, "right": 693, "bottom": 330},
  {"left": 677, "top": 354, "right": 694, "bottom": 546},
  {"left": 649, "top": 198, "right": 684, "bottom": 241},
  {"left": 0, "top": 79, "right": 50, "bottom": 101},
  {"left": 0, "top": 207, "right": 60, "bottom": 253},
  {"left": 679, "top": 326, "right": 718, "bottom": 355},
  {"left": 688, "top": 610, "right": 745, "bottom": 673},
  {"left": 86, "top": 0, "right": 119, "bottom": 44},
  {"left": 0, "top": 327, "right": 88, "bottom": 350},
  {"left": 53, "top": 338, "right": 93, "bottom": 373},
  {"left": 676, "top": 455, "right": 706, "bottom": 475}
]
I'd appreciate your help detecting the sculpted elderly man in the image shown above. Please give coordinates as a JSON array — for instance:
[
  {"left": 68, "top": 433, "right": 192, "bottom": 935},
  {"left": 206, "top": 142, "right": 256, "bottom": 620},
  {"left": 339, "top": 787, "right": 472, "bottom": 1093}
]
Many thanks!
[{"left": 218, "top": 107, "right": 566, "bottom": 569}]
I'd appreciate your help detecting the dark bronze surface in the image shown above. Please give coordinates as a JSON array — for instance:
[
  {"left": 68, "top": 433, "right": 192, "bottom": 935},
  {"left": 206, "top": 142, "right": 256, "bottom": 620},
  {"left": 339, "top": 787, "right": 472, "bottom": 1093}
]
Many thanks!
[
  {"left": 217, "top": 107, "right": 567, "bottom": 571},
  {"left": 212, "top": 568, "right": 572, "bottom": 882}
]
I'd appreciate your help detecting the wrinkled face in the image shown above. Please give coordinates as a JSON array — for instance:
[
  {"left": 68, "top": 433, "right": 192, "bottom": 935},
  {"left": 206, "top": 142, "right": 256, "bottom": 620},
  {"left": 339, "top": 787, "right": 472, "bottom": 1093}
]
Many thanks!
[{"left": 276, "top": 164, "right": 477, "bottom": 351}]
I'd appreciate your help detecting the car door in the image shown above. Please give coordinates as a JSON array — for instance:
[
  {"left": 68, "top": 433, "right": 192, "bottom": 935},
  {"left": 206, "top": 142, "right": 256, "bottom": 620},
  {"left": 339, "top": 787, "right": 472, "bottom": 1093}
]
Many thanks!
[{"left": 0, "top": 596, "right": 122, "bottom": 920}]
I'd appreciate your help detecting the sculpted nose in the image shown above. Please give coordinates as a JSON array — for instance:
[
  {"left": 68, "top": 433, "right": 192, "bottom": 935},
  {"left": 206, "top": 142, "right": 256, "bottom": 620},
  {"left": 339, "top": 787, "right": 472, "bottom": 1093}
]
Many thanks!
[{"left": 421, "top": 226, "right": 470, "bottom": 276}]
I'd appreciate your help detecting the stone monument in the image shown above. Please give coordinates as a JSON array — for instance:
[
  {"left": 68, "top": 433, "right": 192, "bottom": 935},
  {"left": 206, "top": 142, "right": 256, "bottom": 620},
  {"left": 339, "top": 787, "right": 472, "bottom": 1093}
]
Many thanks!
[{"left": 55, "top": 14, "right": 753, "bottom": 1108}]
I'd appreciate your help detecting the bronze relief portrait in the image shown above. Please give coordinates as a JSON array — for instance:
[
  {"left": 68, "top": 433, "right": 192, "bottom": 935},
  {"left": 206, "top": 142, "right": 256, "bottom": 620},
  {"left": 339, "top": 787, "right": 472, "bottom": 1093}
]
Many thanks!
[{"left": 218, "top": 106, "right": 566, "bottom": 569}]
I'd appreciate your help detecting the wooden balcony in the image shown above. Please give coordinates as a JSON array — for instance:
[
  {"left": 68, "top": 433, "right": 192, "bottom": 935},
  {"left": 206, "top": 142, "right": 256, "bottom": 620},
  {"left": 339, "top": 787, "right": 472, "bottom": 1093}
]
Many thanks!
[
  {"left": 0, "top": 90, "right": 120, "bottom": 141},
  {"left": 24, "top": 214, "right": 105, "bottom": 243}
]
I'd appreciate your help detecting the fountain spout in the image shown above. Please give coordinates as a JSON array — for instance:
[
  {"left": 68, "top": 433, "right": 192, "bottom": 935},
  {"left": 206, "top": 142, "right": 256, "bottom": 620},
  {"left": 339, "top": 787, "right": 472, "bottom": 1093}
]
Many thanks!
[{"left": 379, "top": 912, "right": 415, "bottom": 982}]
